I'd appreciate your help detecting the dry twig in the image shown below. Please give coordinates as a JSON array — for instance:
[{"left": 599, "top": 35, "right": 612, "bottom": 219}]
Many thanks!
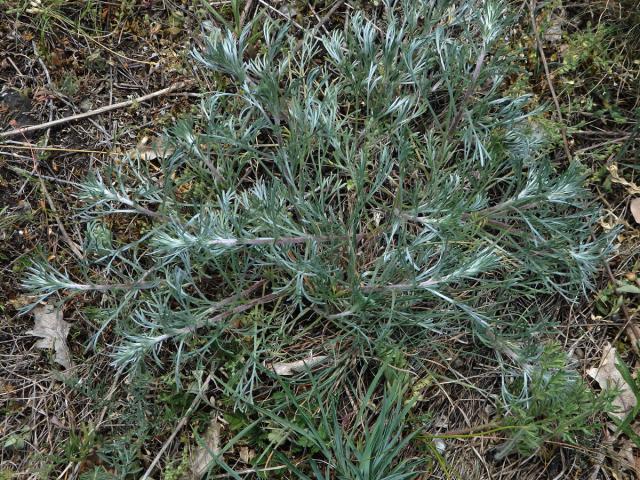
[
  {"left": 0, "top": 81, "right": 193, "bottom": 140},
  {"left": 529, "top": 0, "right": 572, "bottom": 160},
  {"left": 140, "top": 374, "right": 213, "bottom": 480}
]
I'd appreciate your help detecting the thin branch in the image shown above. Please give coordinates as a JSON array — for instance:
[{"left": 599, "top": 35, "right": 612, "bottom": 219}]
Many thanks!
[
  {"left": 294, "top": 0, "right": 345, "bottom": 51},
  {"left": 433, "top": 420, "right": 502, "bottom": 438},
  {"left": 140, "top": 374, "right": 212, "bottom": 480},
  {"left": 208, "top": 279, "right": 267, "bottom": 311},
  {"left": 37, "top": 175, "right": 84, "bottom": 260},
  {"left": 0, "top": 81, "right": 193, "bottom": 140},
  {"left": 603, "top": 260, "right": 640, "bottom": 355},
  {"left": 360, "top": 278, "right": 439, "bottom": 293},
  {"left": 448, "top": 45, "right": 487, "bottom": 134},
  {"left": 257, "top": 0, "right": 344, "bottom": 52},
  {"left": 401, "top": 211, "right": 524, "bottom": 234},
  {"left": 23, "top": 140, "right": 84, "bottom": 260},
  {"left": 199, "top": 231, "right": 367, "bottom": 248},
  {"left": 55, "top": 279, "right": 158, "bottom": 292},
  {"left": 104, "top": 191, "right": 168, "bottom": 220},
  {"left": 84, "top": 281, "right": 158, "bottom": 292},
  {"left": 529, "top": 1, "right": 572, "bottom": 160},
  {"left": 178, "top": 289, "right": 284, "bottom": 334},
  {"left": 206, "top": 291, "right": 282, "bottom": 325},
  {"left": 239, "top": 0, "right": 254, "bottom": 29},
  {"left": 257, "top": 0, "right": 307, "bottom": 31},
  {"left": 212, "top": 466, "right": 287, "bottom": 478}
]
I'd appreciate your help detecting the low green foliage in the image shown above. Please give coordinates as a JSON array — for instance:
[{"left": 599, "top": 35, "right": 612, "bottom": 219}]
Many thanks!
[
  {"left": 611, "top": 355, "right": 640, "bottom": 448},
  {"left": 498, "top": 343, "right": 612, "bottom": 459},
  {"left": 261, "top": 368, "right": 424, "bottom": 480},
  {"left": 558, "top": 22, "right": 635, "bottom": 127},
  {"left": 3, "top": 0, "right": 103, "bottom": 43}
]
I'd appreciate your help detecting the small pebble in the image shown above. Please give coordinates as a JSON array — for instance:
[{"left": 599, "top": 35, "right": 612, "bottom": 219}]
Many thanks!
[{"left": 79, "top": 99, "right": 92, "bottom": 112}]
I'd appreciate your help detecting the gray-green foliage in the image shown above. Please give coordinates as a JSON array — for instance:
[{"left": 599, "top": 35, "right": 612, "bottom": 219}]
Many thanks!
[{"left": 23, "top": 0, "right": 613, "bottom": 473}]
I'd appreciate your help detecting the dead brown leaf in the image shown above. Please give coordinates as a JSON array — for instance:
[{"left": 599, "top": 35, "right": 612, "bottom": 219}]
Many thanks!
[
  {"left": 127, "top": 136, "right": 174, "bottom": 161},
  {"left": 190, "top": 417, "right": 221, "bottom": 479},
  {"left": 587, "top": 343, "right": 636, "bottom": 420},
  {"left": 543, "top": 10, "right": 565, "bottom": 44},
  {"left": 26, "top": 304, "right": 72, "bottom": 369},
  {"left": 239, "top": 446, "right": 255, "bottom": 464},
  {"left": 9, "top": 295, "right": 36, "bottom": 309},
  {"left": 609, "top": 164, "right": 640, "bottom": 195},
  {"left": 630, "top": 198, "right": 640, "bottom": 225}
]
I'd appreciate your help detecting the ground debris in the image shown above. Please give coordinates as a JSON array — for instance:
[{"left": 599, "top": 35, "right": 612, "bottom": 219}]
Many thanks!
[
  {"left": 190, "top": 417, "right": 222, "bottom": 479},
  {"left": 26, "top": 304, "right": 72, "bottom": 370},
  {"left": 267, "top": 354, "right": 329, "bottom": 376},
  {"left": 587, "top": 343, "right": 636, "bottom": 420}
]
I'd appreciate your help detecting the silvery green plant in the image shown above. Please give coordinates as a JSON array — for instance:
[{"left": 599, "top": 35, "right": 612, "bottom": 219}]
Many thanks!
[{"left": 23, "top": 0, "right": 614, "bottom": 469}]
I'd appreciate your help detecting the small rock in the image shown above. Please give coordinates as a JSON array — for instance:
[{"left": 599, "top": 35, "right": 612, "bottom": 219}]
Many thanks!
[{"left": 79, "top": 99, "right": 92, "bottom": 112}]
